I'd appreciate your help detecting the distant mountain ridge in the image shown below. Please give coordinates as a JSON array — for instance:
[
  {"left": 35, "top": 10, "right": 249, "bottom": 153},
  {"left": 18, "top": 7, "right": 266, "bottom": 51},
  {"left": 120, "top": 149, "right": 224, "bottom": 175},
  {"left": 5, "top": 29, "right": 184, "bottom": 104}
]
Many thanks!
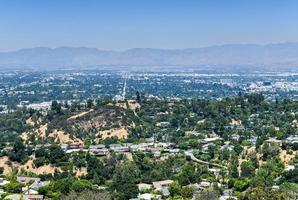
[{"left": 1, "top": 43, "right": 298, "bottom": 71}]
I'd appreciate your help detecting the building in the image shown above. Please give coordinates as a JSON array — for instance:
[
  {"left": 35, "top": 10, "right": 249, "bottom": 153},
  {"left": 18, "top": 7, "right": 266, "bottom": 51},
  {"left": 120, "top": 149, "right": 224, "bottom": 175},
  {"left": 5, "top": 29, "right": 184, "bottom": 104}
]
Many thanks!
[
  {"left": 4, "top": 194, "right": 44, "bottom": 200},
  {"left": 89, "top": 144, "right": 106, "bottom": 149},
  {"left": 137, "top": 183, "right": 153, "bottom": 191},
  {"left": 109, "top": 144, "right": 129, "bottom": 153},
  {"left": 68, "top": 142, "right": 83, "bottom": 149},
  {"left": 285, "top": 135, "right": 298, "bottom": 144},
  {"left": 285, "top": 165, "right": 295, "bottom": 171},
  {"left": 89, "top": 148, "right": 109, "bottom": 156},
  {"left": 156, "top": 122, "right": 170, "bottom": 127},
  {"left": 17, "top": 177, "right": 41, "bottom": 184},
  {"left": 137, "top": 193, "right": 161, "bottom": 200},
  {"left": 265, "top": 138, "right": 282, "bottom": 145},
  {"left": 60, "top": 144, "right": 68, "bottom": 151},
  {"left": 201, "top": 137, "right": 222, "bottom": 144},
  {"left": 152, "top": 180, "right": 173, "bottom": 196},
  {"left": 0, "top": 178, "right": 10, "bottom": 186},
  {"left": 24, "top": 195, "right": 44, "bottom": 200}
]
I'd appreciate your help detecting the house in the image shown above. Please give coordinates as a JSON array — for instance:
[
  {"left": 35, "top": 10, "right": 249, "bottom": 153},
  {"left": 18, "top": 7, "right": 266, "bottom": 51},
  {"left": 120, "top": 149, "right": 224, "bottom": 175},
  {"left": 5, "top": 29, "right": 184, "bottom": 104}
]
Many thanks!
[
  {"left": 137, "top": 183, "right": 153, "bottom": 191},
  {"left": 145, "top": 137, "right": 155, "bottom": 143},
  {"left": 34, "top": 144, "right": 51, "bottom": 151},
  {"left": 272, "top": 185, "right": 280, "bottom": 191},
  {"left": 152, "top": 180, "right": 173, "bottom": 196},
  {"left": 68, "top": 142, "right": 83, "bottom": 149},
  {"left": 164, "top": 148, "right": 180, "bottom": 154},
  {"left": 220, "top": 144, "right": 234, "bottom": 151},
  {"left": 89, "top": 144, "right": 108, "bottom": 156},
  {"left": 109, "top": 144, "right": 129, "bottom": 153},
  {"left": 66, "top": 149, "right": 86, "bottom": 154},
  {"left": 60, "top": 144, "right": 68, "bottom": 151},
  {"left": 147, "top": 147, "right": 161, "bottom": 154},
  {"left": 89, "top": 144, "right": 106, "bottom": 149},
  {"left": 123, "top": 143, "right": 133, "bottom": 147},
  {"left": 0, "top": 178, "right": 10, "bottom": 186},
  {"left": 219, "top": 195, "right": 237, "bottom": 200},
  {"left": 285, "top": 135, "right": 298, "bottom": 144},
  {"left": 22, "top": 187, "right": 39, "bottom": 195},
  {"left": 185, "top": 131, "right": 200, "bottom": 137},
  {"left": 137, "top": 193, "right": 161, "bottom": 200},
  {"left": 265, "top": 137, "right": 282, "bottom": 145},
  {"left": 109, "top": 144, "right": 122, "bottom": 149},
  {"left": 202, "top": 143, "right": 215, "bottom": 153},
  {"left": 247, "top": 136, "right": 257, "bottom": 145},
  {"left": 199, "top": 181, "right": 211, "bottom": 189},
  {"left": 285, "top": 165, "right": 295, "bottom": 171},
  {"left": 4, "top": 194, "right": 43, "bottom": 200},
  {"left": 24, "top": 195, "right": 44, "bottom": 200},
  {"left": 3, "top": 194, "right": 21, "bottom": 200},
  {"left": 156, "top": 122, "right": 170, "bottom": 127},
  {"left": 201, "top": 137, "right": 222, "bottom": 144},
  {"left": 152, "top": 180, "right": 173, "bottom": 190},
  {"left": 130, "top": 143, "right": 153, "bottom": 152},
  {"left": 29, "top": 181, "right": 49, "bottom": 192},
  {"left": 89, "top": 148, "right": 109, "bottom": 156},
  {"left": 17, "top": 177, "right": 41, "bottom": 184},
  {"left": 22, "top": 180, "right": 49, "bottom": 195},
  {"left": 231, "top": 134, "right": 240, "bottom": 141},
  {"left": 208, "top": 168, "right": 221, "bottom": 176}
]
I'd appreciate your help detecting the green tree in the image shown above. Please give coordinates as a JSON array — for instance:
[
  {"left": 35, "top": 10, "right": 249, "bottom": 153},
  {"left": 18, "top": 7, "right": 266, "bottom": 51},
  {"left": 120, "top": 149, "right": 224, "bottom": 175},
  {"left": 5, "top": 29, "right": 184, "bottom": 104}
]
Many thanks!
[
  {"left": 110, "top": 161, "right": 140, "bottom": 199},
  {"left": 169, "top": 181, "right": 182, "bottom": 197},
  {"left": 61, "top": 190, "right": 111, "bottom": 200},
  {"left": 240, "top": 161, "right": 255, "bottom": 177},
  {"left": 86, "top": 99, "right": 93, "bottom": 109}
]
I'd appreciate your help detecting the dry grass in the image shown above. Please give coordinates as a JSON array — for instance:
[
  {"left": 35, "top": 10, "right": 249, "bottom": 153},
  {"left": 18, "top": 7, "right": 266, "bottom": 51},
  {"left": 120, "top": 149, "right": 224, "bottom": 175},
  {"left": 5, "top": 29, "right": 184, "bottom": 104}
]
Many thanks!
[
  {"left": 98, "top": 128, "right": 129, "bottom": 140},
  {"left": 115, "top": 100, "right": 141, "bottom": 110},
  {"left": 67, "top": 109, "right": 94, "bottom": 120},
  {"left": 0, "top": 156, "right": 86, "bottom": 176}
]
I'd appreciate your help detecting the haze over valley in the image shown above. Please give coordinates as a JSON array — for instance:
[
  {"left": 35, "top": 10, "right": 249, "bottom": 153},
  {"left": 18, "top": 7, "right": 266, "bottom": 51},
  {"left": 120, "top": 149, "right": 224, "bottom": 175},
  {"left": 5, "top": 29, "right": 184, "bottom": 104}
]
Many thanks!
[{"left": 1, "top": 43, "right": 298, "bottom": 71}]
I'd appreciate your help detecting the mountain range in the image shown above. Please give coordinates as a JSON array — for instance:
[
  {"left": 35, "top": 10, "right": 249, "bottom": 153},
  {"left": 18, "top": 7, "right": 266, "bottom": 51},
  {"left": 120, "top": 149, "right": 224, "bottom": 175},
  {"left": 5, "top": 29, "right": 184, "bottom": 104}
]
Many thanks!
[{"left": 1, "top": 43, "right": 298, "bottom": 71}]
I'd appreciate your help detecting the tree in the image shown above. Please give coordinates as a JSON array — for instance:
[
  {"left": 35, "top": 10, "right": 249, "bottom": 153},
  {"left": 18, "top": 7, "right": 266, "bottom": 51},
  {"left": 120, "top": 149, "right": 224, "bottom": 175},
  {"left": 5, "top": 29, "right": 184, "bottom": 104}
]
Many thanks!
[
  {"left": 71, "top": 179, "right": 93, "bottom": 192},
  {"left": 233, "top": 178, "right": 249, "bottom": 192},
  {"left": 248, "top": 151, "right": 259, "bottom": 168},
  {"left": 240, "top": 161, "right": 256, "bottom": 177},
  {"left": 9, "top": 137, "right": 28, "bottom": 163},
  {"left": 48, "top": 145, "right": 68, "bottom": 165},
  {"left": 230, "top": 153, "right": 239, "bottom": 178},
  {"left": 51, "top": 100, "right": 62, "bottom": 114},
  {"left": 247, "top": 93, "right": 265, "bottom": 105},
  {"left": 0, "top": 166, "right": 4, "bottom": 174},
  {"left": 61, "top": 190, "right": 111, "bottom": 200},
  {"left": 136, "top": 91, "right": 141, "bottom": 103},
  {"left": 110, "top": 161, "right": 140, "bottom": 199},
  {"left": 196, "top": 188, "right": 219, "bottom": 200},
  {"left": 177, "top": 163, "right": 200, "bottom": 185},
  {"left": 169, "top": 181, "right": 182, "bottom": 197},
  {"left": 252, "top": 159, "right": 284, "bottom": 187},
  {"left": 86, "top": 99, "right": 93, "bottom": 109},
  {"left": 86, "top": 155, "right": 105, "bottom": 184},
  {"left": 244, "top": 187, "right": 289, "bottom": 200},
  {"left": 283, "top": 168, "right": 298, "bottom": 183},
  {"left": 262, "top": 143, "right": 280, "bottom": 161},
  {"left": 180, "top": 186, "right": 195, "bottom": 199},
  {"left": 3, "top": 181, "right": 24, "bottom": 193}
]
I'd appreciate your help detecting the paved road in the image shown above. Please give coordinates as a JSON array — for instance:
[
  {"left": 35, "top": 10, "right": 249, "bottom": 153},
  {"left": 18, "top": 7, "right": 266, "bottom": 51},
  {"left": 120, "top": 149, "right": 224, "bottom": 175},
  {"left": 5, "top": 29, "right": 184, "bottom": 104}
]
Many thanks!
[{"left": 185, "top": 151, "right": 228, "bottom": 169}]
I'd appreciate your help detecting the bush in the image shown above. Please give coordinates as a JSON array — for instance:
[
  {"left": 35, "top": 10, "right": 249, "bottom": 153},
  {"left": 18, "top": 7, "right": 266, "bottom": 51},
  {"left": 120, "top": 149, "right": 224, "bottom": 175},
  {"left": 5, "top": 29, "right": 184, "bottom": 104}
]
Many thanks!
[{"left": 233, "top": 178, "right": 249, "bottom": 192}]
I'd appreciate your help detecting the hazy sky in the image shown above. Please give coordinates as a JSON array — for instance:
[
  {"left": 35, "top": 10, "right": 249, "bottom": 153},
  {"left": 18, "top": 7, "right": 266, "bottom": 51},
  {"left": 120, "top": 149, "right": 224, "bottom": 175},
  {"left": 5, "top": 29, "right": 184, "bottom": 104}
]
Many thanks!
[{"left": 1, "top": 0, "right": 298, "bottom": 51}]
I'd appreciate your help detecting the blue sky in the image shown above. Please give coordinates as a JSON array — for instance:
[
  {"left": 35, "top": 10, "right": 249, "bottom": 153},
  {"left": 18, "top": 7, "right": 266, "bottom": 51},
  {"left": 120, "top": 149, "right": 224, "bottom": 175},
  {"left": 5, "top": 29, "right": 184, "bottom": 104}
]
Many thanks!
[{"left": 0, "top": 0, "right": 298, "bottom": 51}]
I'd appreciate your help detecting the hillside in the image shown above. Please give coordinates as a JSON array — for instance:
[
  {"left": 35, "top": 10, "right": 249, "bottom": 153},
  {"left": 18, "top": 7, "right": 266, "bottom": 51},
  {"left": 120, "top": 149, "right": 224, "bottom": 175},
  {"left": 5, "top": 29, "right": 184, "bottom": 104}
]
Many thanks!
[{"left": 1, "top": 43, "right": 298, "bottom": 71}]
